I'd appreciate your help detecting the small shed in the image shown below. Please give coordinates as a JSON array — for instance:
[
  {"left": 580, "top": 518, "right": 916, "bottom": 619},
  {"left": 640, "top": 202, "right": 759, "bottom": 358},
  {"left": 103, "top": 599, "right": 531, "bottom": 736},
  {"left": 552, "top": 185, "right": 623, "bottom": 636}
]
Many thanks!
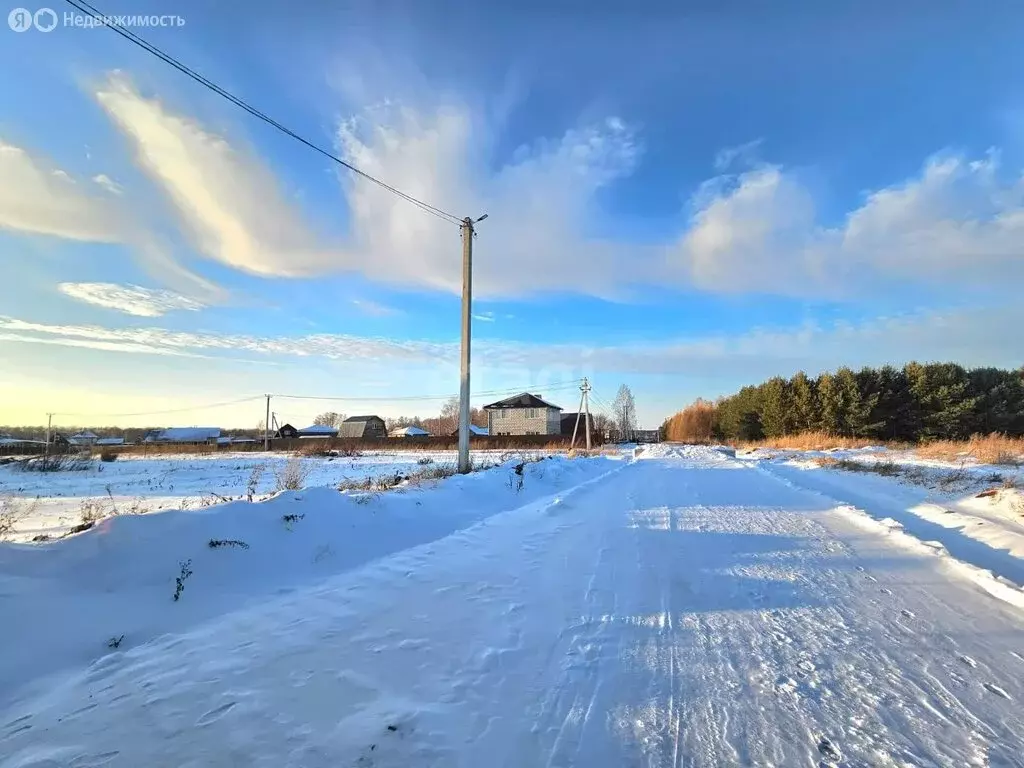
[
  {"left": 391, "top": 425, "right": 430, "bottom": 438},
  {"left": 340, "top": 415, "right": 387, "bottom": 439}
]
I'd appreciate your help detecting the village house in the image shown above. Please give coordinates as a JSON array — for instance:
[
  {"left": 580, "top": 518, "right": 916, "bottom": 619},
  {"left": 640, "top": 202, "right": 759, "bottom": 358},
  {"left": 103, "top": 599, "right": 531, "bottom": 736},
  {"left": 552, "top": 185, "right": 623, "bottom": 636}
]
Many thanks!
[
  {"left": 339, "top": 415, "right": 387, "bottom": 439},
  {"left": 67, "top": 430, "right": 99, "bottom": 446},
  {"left": 391, "top": 425, "right": 430, "bottom": 438},
  {"left": 274, "top": 423, "right": 299, "bottom": 439},
  {"left": 143, "top": 427, "right": 221, "bottom": 445},
  {"left": 483, "top": 393, "right": 562, "bottom": 436}
]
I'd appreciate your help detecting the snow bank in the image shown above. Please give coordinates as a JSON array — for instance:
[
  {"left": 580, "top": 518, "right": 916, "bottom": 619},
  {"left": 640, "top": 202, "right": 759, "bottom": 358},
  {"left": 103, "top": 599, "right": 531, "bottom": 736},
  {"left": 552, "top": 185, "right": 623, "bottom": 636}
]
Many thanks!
[
  {"left": 0, "top": 450, "right": 571, "bottom": 541},
  {"left": 0, "top": 456, "right": 618, "bottom": 706}
]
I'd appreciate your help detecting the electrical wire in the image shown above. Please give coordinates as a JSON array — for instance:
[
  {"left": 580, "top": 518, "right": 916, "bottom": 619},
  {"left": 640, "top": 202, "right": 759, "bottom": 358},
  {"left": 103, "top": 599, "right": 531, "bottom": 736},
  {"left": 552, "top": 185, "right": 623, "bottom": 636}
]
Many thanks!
[
  {"left": 53, "top": 395, "right": 265, "bottom": 420},
  {"left": 63, "top": 0, "right": 463, "bottom": 226},
  {"left": 273, "top": 381, "right": 584, "bottom": 403}
]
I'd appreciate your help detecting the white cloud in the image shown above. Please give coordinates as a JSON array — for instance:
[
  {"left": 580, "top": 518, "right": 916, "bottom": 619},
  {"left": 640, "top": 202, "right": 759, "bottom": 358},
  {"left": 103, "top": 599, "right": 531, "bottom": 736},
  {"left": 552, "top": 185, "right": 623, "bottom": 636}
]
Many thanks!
[
  {"left": 473, "top": 311, "right": 496, "bottom": 322},
  {"left": 81, "top": 73, "right": 1023, "bottom": 302},
  {"left": 58, "top": 282, "right": 206, "bottom": 317},
  {"left": 92, "top": 173, "right": 123, "bottom": 195},
  {"left": 93, "top": 75, "right": 644, "bottom": 297},
  {"left": 0, "top": 142, "right": 123, "bottom": 242},
  {"left": 672, "top": 152, "right": 1024, "bottom": 295}
]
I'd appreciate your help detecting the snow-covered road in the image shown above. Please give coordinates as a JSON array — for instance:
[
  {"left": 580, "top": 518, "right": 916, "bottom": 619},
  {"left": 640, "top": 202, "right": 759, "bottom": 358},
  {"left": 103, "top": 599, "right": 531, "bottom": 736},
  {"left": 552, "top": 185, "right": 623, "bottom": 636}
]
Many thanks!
[{"left": 3, "top": 445, "right": 1023, "bottom": 767}]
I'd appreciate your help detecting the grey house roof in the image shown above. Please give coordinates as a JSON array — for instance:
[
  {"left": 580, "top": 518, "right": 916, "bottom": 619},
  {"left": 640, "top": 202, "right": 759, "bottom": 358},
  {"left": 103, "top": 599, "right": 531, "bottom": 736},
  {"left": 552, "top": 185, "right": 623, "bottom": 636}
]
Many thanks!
[
  {"left": 483, "top": 393, "right": 562, "bottom": 411},
  {"left": 343, "top": 415, "right": 382, "bottom": 423}
]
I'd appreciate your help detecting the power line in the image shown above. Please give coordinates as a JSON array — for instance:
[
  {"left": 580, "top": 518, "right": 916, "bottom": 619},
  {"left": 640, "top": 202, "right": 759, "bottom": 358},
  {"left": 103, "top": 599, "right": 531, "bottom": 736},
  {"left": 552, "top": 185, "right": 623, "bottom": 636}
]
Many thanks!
[
  {"left": 63, "top": 0, "right": 463, "bottom": 226},
  {"left": 53, "top": 395, "right": 265, "bottom": 420},
  {"left": 274, "top": 381, "right": 584, "bottom": 404}
]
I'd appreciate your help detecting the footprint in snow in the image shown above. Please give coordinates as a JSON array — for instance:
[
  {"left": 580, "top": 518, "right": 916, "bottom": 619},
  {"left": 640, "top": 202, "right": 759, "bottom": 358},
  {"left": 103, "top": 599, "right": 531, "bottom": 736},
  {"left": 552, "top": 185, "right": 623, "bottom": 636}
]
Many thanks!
[
  {"left": 817, "top": 736, "right": 843, "bottom": 765},
  {"left": 958, "top": 655, "right": 978, "bottom": 668},
  {"left": 901, "top": 609, "right": 915, "bottom": 619},
  {"left": 983, "top": 683, "right": 1012, "bottom": 700},
  {"left": 879, "top": 588, "right": 892, "bottom": 596}
]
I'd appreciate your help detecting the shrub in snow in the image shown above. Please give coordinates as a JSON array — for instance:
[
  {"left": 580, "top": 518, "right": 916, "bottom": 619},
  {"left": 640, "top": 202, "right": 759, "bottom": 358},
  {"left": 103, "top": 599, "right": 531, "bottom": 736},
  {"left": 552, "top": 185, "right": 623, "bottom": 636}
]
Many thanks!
[
  {"left": 246, "top": 463, "right": 266, "bottom": 502},
  {"left": 18, "top": 454, "right": 92, "bottom": 473},
  {"left": 107, "top": 634, "right": 124, "bottom": 649},
  {"left": 99, "top": 450, "right": 118, "bottom": 462},
  {"left": 207, "top": 539, "right": 250, "bottom": 550},
  {"left": 172, "top": 559, "right": 193, "bottom": 602},
  {"left": 274, "top": 459, "right": 310, "bottom": 492},
  {"left": 0, "top": 495, "right": 37, "bottom": 540}
]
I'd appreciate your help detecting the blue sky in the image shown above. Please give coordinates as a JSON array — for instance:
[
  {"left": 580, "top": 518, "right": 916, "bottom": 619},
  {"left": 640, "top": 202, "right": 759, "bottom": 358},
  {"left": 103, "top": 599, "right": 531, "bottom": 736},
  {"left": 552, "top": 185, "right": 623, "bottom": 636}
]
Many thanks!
[{"left": 1, "top": 0, "right": 1023, "bottom": 429}]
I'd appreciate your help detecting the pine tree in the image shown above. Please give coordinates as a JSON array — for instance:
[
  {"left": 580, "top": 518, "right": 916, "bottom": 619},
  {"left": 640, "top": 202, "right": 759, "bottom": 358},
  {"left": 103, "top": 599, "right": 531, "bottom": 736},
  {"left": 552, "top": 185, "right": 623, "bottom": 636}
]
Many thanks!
[
  {"left": 816, "top": 372, "right": 842, "bottom": 434},
  {"left": 759, "top": 377, "right": 792, "bottom": 437},
  {"left": 789, "top": 371, "right": 816, "bottom": 433}
]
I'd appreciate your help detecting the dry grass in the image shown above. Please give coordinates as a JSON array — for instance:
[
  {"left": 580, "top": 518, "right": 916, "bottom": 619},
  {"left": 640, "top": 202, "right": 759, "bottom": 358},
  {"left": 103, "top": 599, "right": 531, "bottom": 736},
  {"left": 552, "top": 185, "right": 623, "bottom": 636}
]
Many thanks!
[
  {"left": 916, "top": 433, "right": 1024, "bottom": 466},
  {"left": 738, "top": 431, "right": 893, "bottom": 451},
  {"left": 814, "top": 456, "right": 972, "bottom": 491}
]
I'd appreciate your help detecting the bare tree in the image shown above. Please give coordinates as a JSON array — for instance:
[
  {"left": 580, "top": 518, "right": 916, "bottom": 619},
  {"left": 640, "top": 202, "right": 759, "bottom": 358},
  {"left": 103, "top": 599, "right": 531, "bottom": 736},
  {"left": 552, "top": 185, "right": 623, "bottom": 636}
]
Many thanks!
[
  {"left": 312, "top": 412, "right": 346, "bottom": 428},
  {"left": 440, "top": 397, "right": 460, "bottom": 434},
  {"left": 612, "top": 384, "right": 637, "bottom": 439}
]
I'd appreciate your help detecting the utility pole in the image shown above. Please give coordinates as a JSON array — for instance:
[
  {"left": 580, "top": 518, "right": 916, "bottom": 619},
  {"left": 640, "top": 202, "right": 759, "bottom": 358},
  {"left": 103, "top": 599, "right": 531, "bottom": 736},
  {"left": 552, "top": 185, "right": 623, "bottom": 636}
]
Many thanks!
[
  {"left": 569, "top": 378, "right": 593, "bottom": 453},
  {"left": 45, "top": 412, "right": 53, "bottom": 456},
  {"left": 583, "top": 377, "right": 592, "bottom": 452},
  {"left": 264, "top": 394, "right": 271, "bottom": 451},
  {"left": 458, "top": 213, "right": 487, "bottom": 474}
]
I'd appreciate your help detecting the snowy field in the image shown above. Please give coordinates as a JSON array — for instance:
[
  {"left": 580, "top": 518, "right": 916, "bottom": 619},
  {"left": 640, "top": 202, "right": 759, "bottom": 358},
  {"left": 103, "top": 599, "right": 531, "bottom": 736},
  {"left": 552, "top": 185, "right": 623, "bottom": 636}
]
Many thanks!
[
  {"left": 0, "top": 449, "right": 560, "bottom": 542},
  {"left": 1, "top": 444, "right": 1022, "bottom": 767}
]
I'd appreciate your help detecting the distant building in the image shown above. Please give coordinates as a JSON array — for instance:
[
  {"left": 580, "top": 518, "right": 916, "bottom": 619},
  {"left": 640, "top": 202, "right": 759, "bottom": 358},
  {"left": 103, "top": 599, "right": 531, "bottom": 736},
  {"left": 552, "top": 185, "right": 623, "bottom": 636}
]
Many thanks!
[
  {"left": 484, "top": 393, "right": 562, "bottom": 436},
  {"left": 275, "top": 423, "right": 299, "bottom": 439},
  {"left": 339, "top": 415, "right": 387, "bottom": 439},
  {"left": 391, "top": 425, "right": 430, "bottom": 438},
  {"left": 68, "top": 430, "right": 99, "bottom": 446},
  {"left": 448, "top": 424, "right": 489, "bottom": 437},
  {"left": 297, "top": 424, "right": 339, "bottom": 439},
  {"left": 94, "top": 437, "right": 125, "bottom": 446},
  {"left": 144, "top": 427, "right": 221, "bottom": 445}
]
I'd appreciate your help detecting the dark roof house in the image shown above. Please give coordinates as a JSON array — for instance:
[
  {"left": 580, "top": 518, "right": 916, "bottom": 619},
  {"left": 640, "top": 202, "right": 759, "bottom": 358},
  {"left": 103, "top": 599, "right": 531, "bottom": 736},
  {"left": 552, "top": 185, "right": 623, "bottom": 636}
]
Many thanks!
[
  {"left": 339, "top": 415, "right": 387, "bottom": 439},
  {"left": 483, "top": 393, "right": 562, "bottom": 436},
  {"left": 275, "top": 423, "right": 299, "bottom": 439}
]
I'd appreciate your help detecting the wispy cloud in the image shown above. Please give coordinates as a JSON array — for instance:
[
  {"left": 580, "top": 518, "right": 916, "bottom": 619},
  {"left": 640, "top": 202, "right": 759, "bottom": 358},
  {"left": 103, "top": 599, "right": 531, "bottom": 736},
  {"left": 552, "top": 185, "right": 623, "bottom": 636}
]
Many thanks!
[
  {"left": 713, "top": 138, "right": 763, "bottom": 171},
  {"left": 58, "top": 283, "right": 206, "bottom": 317},
  {"left": 2, "top": 303, "right": 1019, "bottom": 378},
  {"left": 92, "top": 74, "right": 643, "bottom": 298},
  {"left": 0, "top": 142, "right": 123, "bottom": 242},
  {"left": 12, "top": 72, "right": 1006, "bottom": 306},
  {"left": 91, "top": 173, "right": 123, "bottom": 195},
  {"left": 473, "top": 311, "right": 496, "bottom": 322},
  {"left": 0, "top": 139, "right": 224, "bottom": 301},
  {"left": 351, "top": 298, "right": 400, "bottom": 316}
]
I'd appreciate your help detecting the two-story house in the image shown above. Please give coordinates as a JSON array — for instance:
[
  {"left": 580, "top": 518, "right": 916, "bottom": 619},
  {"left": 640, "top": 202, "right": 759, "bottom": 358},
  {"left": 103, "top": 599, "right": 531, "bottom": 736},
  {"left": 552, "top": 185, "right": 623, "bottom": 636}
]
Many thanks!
[{"left": 483, "top": 393, "right": 563, "bottom": 436}]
